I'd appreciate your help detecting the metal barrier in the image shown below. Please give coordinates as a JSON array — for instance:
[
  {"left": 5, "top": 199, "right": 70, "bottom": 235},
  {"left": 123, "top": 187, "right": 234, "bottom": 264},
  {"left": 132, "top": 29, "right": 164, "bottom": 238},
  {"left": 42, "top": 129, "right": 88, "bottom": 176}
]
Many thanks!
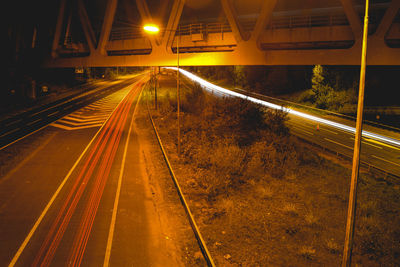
[{"left": 268, "top": 13, "right": 348, "bottom": 29}]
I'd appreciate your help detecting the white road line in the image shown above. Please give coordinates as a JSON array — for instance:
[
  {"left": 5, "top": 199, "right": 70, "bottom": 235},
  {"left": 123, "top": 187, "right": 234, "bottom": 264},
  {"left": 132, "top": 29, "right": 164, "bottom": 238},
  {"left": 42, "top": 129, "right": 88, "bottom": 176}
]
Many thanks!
[
  {"left": 320, "top": 127, "right": 339, "bottom": 135},
  {"left": 58, "top": 117, "right": 107, "bottom": 124},
  {"left": 27, "top": 119, "right": 42, "bottom": 126},
  {"left": 291, "top": 126, "right": 314, "bottom": 136},
  {"left": 324, "top": 138, "right": 353, "bottom": 150},
  {"left": 350, "top": 137, "right": 383, "bottom": 149},
  {"left": 371, "top": 155, "right": 400, "bottom": 167},
  {"left": 51, "top": 123, "right": 103, "bottom": 131},
  {"left": 4, "top": 119, "right": 22, "bottom": 127},
  {"left": 47, "top": 110, "right": 60, "bottom": 117},
  {"left": 103, "top": 82, "right": 144, "bottom": 267},
  {"left": 0, "top": 128, "right": 20, "bottom": 138},
  {"left": 7, "top": 82, "right": 135, "bottom": 267},
  {"left": 0, "top": 133, "right": 57, "bottom": 188}
]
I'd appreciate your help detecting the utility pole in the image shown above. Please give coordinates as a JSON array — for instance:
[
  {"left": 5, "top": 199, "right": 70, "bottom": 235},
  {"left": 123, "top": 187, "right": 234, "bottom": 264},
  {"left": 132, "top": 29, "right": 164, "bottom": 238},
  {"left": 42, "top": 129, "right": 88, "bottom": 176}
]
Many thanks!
[
  {"left": 342, "top": 0, "right": 369, "bottom": 266},
  {"left": 154, "top": 67, "right": 158, "bottom": 110},
  {"left": 177, "top": 26, "right": 181, "bottom": 156}
]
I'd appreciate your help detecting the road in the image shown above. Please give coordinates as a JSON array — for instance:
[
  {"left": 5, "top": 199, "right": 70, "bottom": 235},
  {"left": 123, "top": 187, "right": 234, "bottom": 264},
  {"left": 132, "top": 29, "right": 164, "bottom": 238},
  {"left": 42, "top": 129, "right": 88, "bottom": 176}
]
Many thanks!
[
  {"left": 175, "top": 68, "right": 400, "bottom": 178},
  {"left": 0, "top": 75, "right": 205, "bottom": 266},
  {"left": 0, "top": 76, "right": 141, "bottom": 149},
  {"left": 287, "top": 114, "right": 400, "bottom": 177}
]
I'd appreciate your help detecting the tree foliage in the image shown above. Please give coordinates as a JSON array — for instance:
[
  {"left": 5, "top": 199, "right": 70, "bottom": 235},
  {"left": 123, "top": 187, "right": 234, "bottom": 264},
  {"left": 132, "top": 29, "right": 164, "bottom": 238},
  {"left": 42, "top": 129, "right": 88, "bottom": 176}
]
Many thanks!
[{"left": 299, "top": 65, "right": 357, "bottom": 111}]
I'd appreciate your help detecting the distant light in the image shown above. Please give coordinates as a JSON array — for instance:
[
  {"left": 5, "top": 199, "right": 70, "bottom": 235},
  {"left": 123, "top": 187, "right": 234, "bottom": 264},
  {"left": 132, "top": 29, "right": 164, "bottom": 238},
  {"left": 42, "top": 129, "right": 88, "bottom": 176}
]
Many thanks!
[{"left": 143, "top": 24, "right": 160, "bottom": 34}]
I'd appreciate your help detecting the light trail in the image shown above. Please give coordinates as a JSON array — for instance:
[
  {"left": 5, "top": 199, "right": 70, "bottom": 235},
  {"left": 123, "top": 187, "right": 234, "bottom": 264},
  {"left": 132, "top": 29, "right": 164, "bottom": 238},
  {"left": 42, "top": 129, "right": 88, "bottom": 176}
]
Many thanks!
[{"left": 165, "top": 67, "right": 400, "bottom": 148}]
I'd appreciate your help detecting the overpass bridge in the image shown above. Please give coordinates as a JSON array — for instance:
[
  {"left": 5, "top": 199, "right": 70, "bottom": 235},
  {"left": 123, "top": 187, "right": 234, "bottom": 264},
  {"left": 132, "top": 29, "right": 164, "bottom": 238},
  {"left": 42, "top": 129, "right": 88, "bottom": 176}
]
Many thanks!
[{"left": 24, "top": 0, "right": 400, "bottom": 66}]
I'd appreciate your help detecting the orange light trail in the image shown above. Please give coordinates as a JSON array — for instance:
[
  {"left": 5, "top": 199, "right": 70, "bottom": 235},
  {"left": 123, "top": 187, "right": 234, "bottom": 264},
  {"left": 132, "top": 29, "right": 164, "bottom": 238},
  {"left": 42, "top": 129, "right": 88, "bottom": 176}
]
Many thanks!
[{"left": 32, "top": 77, "right": 146, "bottom": 266}]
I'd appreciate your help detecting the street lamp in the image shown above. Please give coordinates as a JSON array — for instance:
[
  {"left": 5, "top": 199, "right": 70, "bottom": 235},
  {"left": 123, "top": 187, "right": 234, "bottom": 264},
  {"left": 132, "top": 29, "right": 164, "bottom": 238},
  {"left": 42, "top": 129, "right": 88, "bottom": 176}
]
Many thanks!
[
  {"left": 143, "top": 24, "right": 160, "bottom": 34},
  {"left": 143, "top": 24, "right": 181, "bottom": 155}
]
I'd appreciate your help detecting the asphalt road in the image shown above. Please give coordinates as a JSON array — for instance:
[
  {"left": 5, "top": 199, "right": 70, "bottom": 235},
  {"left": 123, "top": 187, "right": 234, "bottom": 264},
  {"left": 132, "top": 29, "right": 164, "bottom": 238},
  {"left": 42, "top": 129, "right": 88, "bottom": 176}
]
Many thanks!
[
  {"left": 177, "top": 69, "right": 400, "bottom": 178},
  {"left": 0, "top": 76, "right": 143, "bottom": 149},
  {"left": 0, "top": 75, "right": 203, "bottom": 266},
  {"left": 287, "top": 114, "right": 400, "bottom": 178}
]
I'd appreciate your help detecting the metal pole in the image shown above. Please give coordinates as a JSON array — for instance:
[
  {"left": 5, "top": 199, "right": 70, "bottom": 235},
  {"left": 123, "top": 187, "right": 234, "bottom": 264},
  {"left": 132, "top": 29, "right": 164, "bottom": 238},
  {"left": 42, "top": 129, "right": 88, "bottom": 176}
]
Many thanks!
[
  {"left": 154, "top": 67, "right": 157, "bottom": 110},
  {"left": 177, "top": 26, "right": 181, "bottom": 155},
  {"left": 342, "top": 0, "right": 369, "bottom": 266}
]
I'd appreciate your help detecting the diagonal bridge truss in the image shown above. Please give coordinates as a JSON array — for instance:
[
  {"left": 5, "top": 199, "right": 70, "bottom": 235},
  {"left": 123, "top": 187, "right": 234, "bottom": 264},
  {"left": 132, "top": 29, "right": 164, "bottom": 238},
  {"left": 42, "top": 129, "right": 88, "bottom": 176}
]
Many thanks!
[{"left": 47, "top": 0, "right": 400, "bottom": 67}]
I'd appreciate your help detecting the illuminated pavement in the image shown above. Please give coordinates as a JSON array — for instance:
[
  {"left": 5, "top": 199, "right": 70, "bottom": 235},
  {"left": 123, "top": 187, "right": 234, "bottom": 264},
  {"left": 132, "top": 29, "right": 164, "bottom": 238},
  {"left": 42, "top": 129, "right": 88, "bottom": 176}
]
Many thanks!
[{"left": 0, "top": 77, "right": 202, "bottom": 266}]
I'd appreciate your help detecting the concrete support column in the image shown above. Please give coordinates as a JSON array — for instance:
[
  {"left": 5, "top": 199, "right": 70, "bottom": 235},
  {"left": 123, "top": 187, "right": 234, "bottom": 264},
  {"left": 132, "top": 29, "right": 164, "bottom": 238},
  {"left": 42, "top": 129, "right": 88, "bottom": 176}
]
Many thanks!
[
  {"left": 250, "top": 0, "right": 277, "bottom": 49},
  {"left": 51, "top": 0, "right": 67, "bottom": 58},
  {"left": 97, "top": 0, "right": 118, "bottom": 55},
  {"left": 77, "top": 0, "right": 96, "bottom": 53},
  {"left": 162, "top": 0, "right": 185, "bottom": 54},
  {"left": 374, "top": 0, "right": 400, "bottom": 40},
  {"left": 221, "top": 0, "right": 248, "bottom": 43},
  {"left": 340, "top": 0, "right": 362, "bottom": 39}
]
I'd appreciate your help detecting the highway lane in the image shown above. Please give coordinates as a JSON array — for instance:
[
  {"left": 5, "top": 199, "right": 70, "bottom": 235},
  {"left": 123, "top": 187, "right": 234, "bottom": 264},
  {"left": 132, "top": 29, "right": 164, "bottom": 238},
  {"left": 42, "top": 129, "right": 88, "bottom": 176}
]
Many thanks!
[
  {"left": 0, "top": 75, "right": 202, "bottom": 266},
  {"left": 0, "top": 75, "right": 144, "bottom": 149},
  {"left": 0, "top": 79, "right": 145, "bottom": 266},
  {"left": 173, "top": 68, "right": 400, "bottom": 178},
  {"left": 287, "top": 115, "right": 400, "bottom": 177}
]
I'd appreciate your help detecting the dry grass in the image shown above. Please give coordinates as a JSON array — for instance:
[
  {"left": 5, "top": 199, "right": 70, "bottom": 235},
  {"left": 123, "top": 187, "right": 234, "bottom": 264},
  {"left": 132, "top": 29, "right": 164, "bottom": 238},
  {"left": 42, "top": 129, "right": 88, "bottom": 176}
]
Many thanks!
[
  {"left": 299, "top": 246, "right": 316, "bottom": 260},
  {"left": 304, "top": 211, "right": 319, "bottom": 226},
  {"left": 326, "top": 239, "right": 341, "bottom": 254},
  {"left": 152, "top": 74, "right": 400, "bottom": 266},
  {"left": 282, "top": 203, "right": 298, "bottom": 216}
]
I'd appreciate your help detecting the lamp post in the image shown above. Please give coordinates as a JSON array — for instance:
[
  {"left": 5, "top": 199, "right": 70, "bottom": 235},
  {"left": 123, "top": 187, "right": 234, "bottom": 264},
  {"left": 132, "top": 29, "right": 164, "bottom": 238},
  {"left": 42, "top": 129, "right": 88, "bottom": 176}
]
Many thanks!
[
  {"left": 342, "top": 0, "right": 369, "bottom": 266},
  {"left": 143, "top": 24, "right": 181, "bottom": 155}
]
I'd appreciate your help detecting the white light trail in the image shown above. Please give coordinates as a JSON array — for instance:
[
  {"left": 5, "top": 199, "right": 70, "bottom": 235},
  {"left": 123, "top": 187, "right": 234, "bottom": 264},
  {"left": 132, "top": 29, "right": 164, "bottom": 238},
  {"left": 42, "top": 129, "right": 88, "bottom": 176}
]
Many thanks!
[{"left": 165, "top": 67, "right": 400, "bottom": 148}]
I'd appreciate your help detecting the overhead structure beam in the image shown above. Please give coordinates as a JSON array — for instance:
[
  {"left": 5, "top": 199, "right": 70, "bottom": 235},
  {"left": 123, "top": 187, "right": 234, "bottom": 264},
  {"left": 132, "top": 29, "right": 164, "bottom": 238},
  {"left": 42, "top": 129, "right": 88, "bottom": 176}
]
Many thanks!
[
  {"left": 97, "top": 0, "right": 118, "bottom": 55},
  {"left": 250, "top": 0, "right": 277, "bottom": 44},
  {"left": 374, "top": 0, "right": 400, "bottom": 39},
  {"left": 77, "top": 0, "right": 96, "bottom": 53},
  {"left": 221, "top": 0, "right": 248, "bottom": 43},
  {"left": 157, "top": 0, "right": 170, "bottom": 26},
  {"left": 51, "top": 0, "right": 67, "bottom": 58},
  {"left": 340, "top": 0, "right": 363, "bottom": 39},
  {"left": 162, "top": 0, "right": 185, "bottom": 53}
]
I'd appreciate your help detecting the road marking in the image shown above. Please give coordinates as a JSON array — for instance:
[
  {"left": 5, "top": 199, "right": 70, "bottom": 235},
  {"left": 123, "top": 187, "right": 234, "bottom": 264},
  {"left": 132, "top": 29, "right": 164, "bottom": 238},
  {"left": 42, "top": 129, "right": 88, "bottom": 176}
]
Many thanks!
[
  {"left": 69, "top": 87, "right": 138, "bottom": 266},
  {"left": 320, "top": 127, "right": 338, "bottom": 135},
  {"left": 324, "top": 138, "right": 353, "bottom": 150},
  {"left": 350, "top": 137, "right": 383, "bottom": 149},
  {"left": 365, "top": 137, "right": 400, "bottom": 151},
  {"left": 27, "top": 118, "right": 42, "bottom": 126},
  {"left": 0, "top": 133, "right": 57, "bottom": 188},
  {"left": 291, "top": 125, "right": 314, "bottom": 136},
  {"left": 47, "top": 110, "right": 59, "bottom": 117},
  {"left": 4, "top": 119, "right": 22, "bottom": 127},
  {"left": 51, "top": 94, "right": 121, "bottom": 131},
  {"left": 0, "top": 128, "right": 19, "bottom": 138},
  {"left": 8, "top": 83, "right": 136, "bottom": 267},
  {"left": 371, "top": 155, "right": 400, "bottom": 167},
  {"left": 103, "top": 81, "right": 144, "bottom": 267},
  {"left": 50, "top": 123, "right": 104, "bottom": 131}
]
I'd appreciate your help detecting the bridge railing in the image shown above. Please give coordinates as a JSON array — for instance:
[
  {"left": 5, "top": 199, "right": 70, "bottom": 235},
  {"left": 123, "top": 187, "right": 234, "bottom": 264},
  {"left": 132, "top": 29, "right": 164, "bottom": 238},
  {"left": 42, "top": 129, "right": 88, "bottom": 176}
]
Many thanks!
[
  {"left": 108, "top": 13, "right": 349, "bottom": 42},
  {"left": 268, "top": 13, "right": 348, "bottom": 29},
  {"left": 109, "top": 27, "right": 144, "bottom": 41},
  {"left": 109, "top": 22, "right": 232, "bottom": 41}
]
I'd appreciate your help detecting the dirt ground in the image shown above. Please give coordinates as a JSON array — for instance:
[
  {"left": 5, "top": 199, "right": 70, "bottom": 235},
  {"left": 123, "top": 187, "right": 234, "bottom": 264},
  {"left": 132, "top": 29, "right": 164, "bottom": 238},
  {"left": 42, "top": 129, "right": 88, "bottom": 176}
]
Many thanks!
[
  {"left": 146, "top": 74, "right": 400, "bottom": 266},
  {"left": 134, "top": 95, "right": 208, "bottom": 266}
]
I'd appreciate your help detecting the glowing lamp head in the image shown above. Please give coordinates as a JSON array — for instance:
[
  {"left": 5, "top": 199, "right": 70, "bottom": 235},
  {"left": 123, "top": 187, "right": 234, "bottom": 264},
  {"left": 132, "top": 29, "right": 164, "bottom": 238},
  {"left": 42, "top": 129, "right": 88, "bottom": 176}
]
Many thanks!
[{"left": 143, "top": 24, "right": 160, "bottom": 34}]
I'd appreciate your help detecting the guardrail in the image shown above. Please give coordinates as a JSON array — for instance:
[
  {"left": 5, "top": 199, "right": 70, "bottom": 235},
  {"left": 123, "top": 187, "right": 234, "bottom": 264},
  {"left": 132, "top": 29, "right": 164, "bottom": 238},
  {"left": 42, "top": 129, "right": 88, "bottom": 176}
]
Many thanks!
[
  {"left": 230, "top": 88, "right": 399, "bottom": 180},
  {"left": 268, "top": 13, "right": 348, "bottom": 29}
]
